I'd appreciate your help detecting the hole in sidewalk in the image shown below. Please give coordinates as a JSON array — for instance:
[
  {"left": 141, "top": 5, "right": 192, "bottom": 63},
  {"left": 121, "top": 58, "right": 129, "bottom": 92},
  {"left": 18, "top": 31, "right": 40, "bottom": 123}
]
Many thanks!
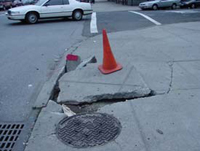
[
  {"left": 64, "top": 90, "right": 156, "bottom": 114},
  {"left": 50, "top": 84, "right": 60, "bottom": 101},
  {"left": 48, "top": 60, "right": 156, "bottom": 114}
]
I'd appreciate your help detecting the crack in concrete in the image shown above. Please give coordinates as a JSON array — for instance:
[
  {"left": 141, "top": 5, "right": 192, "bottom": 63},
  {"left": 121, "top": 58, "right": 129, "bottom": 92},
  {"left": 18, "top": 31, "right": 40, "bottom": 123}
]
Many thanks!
[
  {"left": 129, "top": 101, "right": 150, "bottom": 151},
  {"left": 54, "top": 90, "right": 155, "bottom": 114},
  {"left": 119, "top": 66, "right": 134, "bottom": 91},
  {"left": 59, "top": 80, "right": 145, "bottom": 87},
  {"left": 167, "top": 62, "right": 174, "bottom": 94}
]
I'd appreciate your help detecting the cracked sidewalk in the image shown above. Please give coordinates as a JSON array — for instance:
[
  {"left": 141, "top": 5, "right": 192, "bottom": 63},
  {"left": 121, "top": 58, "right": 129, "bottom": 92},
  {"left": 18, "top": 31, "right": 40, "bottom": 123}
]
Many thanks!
[{"left": 25, "top": 22, "right": 200, "bottom": 151}]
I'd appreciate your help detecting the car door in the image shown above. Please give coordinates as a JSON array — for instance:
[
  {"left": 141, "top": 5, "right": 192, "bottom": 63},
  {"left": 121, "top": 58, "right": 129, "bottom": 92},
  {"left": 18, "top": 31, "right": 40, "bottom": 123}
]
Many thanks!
[
  {"left": 159, "top": 0, "right": 171, "bottom": 7},
  {"left": 62, "top": 0, "right": 73, "bottom": 17},
  {"left": 40, "top": 0, "right": 64, "bottom": 18}
]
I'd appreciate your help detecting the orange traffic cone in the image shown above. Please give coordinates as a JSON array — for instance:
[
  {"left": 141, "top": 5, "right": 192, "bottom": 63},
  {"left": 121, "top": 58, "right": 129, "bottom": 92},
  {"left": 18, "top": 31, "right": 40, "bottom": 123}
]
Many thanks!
[{"left": 98, "top": 29, "right": 122, "bottom": 74}]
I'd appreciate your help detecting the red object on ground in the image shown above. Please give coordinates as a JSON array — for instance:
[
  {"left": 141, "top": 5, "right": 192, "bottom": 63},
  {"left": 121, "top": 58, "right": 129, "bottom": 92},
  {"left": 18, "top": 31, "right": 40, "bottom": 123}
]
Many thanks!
[
  {"left": 66, "top": 54, "right": 78, "bottom": 61},
  {"left": 98, "top": 29, "right": 122, "bottom": 74}
]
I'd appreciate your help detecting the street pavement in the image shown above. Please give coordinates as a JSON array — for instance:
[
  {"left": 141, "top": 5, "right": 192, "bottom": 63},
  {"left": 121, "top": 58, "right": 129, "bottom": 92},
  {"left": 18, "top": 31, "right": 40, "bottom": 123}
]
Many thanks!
[
  {"left": 24, "top": 19, "right": 200, "bottom": 151},
  {"left": 0, "top": 13, "right": 86, "bottom": 122},
  {"left": 83, "top": 7, "right": 200, "bottom": 36},
  {"left": 0, "top": 1, "right": 200, "bottom": 151}
]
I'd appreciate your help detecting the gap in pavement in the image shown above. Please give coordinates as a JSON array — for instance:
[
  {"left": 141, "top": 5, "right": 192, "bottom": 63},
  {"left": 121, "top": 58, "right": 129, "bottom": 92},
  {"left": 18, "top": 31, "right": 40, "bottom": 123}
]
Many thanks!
[
  {"left": 50, "top": 73, "right": 156, "bottom": 114},
  {"left": 48, "top": 53, "right": 156, "bottom": 114},
  {"left": 61, "top": 91, "right": 155, "bottom": 114}
]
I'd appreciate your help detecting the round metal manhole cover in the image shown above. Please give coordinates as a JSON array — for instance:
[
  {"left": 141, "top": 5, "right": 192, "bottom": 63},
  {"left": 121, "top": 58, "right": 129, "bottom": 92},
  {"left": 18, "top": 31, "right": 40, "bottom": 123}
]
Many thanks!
[{"left": 56, "top": 113, "right": 121, "bottom": 148}]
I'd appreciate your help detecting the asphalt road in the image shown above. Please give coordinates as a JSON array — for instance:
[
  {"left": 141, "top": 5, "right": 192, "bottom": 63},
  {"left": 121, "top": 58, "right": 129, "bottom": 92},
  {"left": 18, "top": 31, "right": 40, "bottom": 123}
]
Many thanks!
[
  {"left": 0, "top": 15, "right": 88, "bottom": 122},
  {"left": 0, "top": 7, "right": 199, "bottom": 123},
  {"left": 83, "top": 8, "right": 200, "bottom": 36}
]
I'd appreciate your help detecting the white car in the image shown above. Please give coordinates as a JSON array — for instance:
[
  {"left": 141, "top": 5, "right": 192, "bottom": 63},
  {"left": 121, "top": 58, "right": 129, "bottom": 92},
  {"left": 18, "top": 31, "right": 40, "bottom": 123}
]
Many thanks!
[{"left": 6, "top": 0, "right": 92, "bottom": 23}]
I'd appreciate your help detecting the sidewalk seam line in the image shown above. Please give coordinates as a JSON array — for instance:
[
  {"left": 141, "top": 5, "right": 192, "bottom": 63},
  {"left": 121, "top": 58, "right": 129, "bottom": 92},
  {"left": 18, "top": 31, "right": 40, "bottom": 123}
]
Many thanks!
[
  {"left": 60, "top": 80, "right": 144, "bottom": 87},
  {"left": 118, "top": 66, "right": 134, "bottom": 91},
  {"left": 129, "top": 101, "right": 150, "bottom": 151}
]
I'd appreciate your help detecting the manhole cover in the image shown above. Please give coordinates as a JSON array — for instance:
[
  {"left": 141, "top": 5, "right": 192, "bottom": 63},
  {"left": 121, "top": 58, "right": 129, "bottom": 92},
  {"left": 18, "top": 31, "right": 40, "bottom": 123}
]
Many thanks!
[
  {"left": 0, "top": 123, "right": 24, "bottom": 151},
  {"left": 56, "top": 113, "right": 121, "bottom": 148}
]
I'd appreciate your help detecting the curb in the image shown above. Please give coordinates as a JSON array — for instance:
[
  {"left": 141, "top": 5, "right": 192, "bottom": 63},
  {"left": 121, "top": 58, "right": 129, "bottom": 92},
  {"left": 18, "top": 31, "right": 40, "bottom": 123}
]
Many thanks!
[{"left": 33, "top": 41, "right": 86, "bottom": 109}]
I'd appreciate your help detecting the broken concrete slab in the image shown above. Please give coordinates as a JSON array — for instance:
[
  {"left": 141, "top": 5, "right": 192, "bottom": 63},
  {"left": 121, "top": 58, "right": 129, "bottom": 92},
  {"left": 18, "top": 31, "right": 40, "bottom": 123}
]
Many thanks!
[
  {"left": 76, "top": 55, "right": 97, "bottom": 69},
  {"left": 58, "top": 64, "right": 151, "bottom": 104},
  {"left": 65, "top": 54, "right": 81, "bottom": 72},
  {"left": 130, "top": 89, "right": 200, "bottom": 151},
  {"left": 43, "top": 100, "right": 63, "bottom": 113},
  {"left": 60, "top": 64, "right": 131, "bottom": 85},
  {"left": 58, "top": 82, "right": 120, "bottom": 104}
]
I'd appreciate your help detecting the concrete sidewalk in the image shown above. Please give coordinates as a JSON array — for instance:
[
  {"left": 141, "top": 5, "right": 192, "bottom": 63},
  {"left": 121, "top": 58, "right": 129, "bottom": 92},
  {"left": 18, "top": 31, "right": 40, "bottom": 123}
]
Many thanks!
[{"left": 25, "top": 22, "right": 200, "bottom": 151}]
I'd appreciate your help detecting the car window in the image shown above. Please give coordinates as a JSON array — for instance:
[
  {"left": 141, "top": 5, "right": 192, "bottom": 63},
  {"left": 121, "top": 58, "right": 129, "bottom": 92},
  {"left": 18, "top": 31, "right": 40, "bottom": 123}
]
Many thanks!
[
  {"left": 63, "top": 0, "right": 69, "bottom": 4},
  {"left": 35, "top": 0, "right": 45, "bottom": 6},
  {"left": 45, "top": 0, "right": 63, "bottom": 5}
]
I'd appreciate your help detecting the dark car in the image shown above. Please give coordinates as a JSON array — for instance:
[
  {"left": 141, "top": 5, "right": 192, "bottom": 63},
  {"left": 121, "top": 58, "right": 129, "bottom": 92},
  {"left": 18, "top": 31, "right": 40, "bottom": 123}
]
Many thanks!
[
  {"left": 0, "top": 3, "right": 5, "bottom": 10},
  {"left": 0, "top": 0, "right": 12, "bottom": 10},
  {"left": 180, "top": 0, "right": 200, "bottom": 8}
]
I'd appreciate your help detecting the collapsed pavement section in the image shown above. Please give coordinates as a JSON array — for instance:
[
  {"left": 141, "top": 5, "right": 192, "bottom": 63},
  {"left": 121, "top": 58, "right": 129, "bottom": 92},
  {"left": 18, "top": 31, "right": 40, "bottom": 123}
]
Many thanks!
[{"left": 57, "top": 64, "right": 151, "bottom": 104}]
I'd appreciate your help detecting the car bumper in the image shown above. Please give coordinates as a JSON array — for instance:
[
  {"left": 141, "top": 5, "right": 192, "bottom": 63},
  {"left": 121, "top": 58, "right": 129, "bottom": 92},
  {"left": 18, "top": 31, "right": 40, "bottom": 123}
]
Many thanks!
[
  {"left": 6, "top": 14, "right": 25, "bottom": 20},
  {"left": 84, "top": 10, "right": 93, "bottom": 15}
]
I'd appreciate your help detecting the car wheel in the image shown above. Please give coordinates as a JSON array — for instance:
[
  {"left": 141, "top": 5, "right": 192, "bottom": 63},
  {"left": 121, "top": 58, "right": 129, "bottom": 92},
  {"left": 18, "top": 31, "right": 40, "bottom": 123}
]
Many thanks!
[
  {"left": 72, "top": 10, "right": 83, "bottom": 21},
  {"left": 171, "top": 3, "right": 177, "bottom": 9},
  {"left": 152, "top": 4, "right": 158, "bottom": 10},
  {"left": 191, "top": 3, "right": 196, "bottom": 8},
  {"left": 26, "top": 12, "right": 38, "bottom": 24}
]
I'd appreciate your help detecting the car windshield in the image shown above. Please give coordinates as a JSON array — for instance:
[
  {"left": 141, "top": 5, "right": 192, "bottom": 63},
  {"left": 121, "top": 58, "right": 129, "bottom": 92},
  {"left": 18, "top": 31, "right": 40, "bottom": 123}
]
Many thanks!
[{"left": 35, "top": 0, "right": 47, "bottom": 5}]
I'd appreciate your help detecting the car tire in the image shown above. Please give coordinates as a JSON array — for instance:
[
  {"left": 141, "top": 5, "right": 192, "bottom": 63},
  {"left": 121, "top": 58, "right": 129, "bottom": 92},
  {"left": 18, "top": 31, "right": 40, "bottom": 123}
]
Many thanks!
[
  {"left": 171, "top": 3, "right": 177, "bottom": 9},
  {"left": 152, "top": 4, "right": 158, "bottom": 10},
  {"left": 25, "top": 12, "right": 38, "bottom": 24},
  {"left": 72, "top": 10, "right": 83, "bottom": 21},
  {"left": 191, "top": 3, "right": 196, "bottom": 8}
]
